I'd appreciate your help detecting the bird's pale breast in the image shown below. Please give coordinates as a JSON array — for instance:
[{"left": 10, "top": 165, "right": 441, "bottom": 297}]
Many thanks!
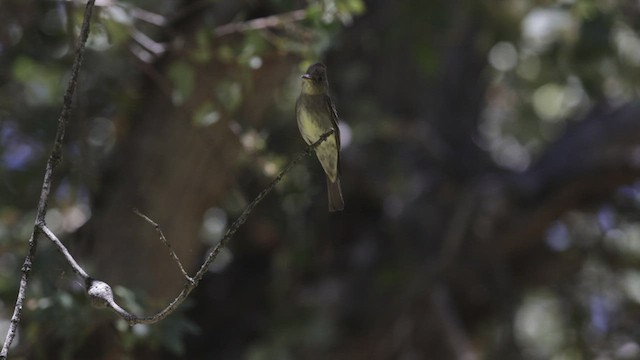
[{"left": 296, "top": 95, "right": 339, "bottom": 182}]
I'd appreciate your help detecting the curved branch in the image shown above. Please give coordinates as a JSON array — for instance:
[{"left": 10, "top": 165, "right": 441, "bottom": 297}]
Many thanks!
[
  {"left": 37, "top": 130, "right": 335, "bottom": 325},
  {"left": 129, "top": 129, "right": 335, "bottom": 324}
]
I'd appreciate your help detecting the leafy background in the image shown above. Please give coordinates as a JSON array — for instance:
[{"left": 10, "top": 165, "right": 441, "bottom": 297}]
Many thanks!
[{"left": 2, "top": 0, "right": 640, "bottom": 359}]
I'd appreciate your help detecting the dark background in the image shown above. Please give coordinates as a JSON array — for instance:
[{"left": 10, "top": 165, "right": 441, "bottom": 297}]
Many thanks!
[{"left": 2, "top": 0, "right": 640, "bottom": 359}]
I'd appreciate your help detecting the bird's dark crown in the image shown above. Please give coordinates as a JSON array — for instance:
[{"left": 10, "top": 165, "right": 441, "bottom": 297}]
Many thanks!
[{"left": 303, "top": 63, "right": 328, "bottom": 83}]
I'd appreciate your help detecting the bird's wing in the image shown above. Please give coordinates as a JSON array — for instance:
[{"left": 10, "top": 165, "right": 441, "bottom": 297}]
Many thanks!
[
  {"left": 324, "top": 95, "right": 341, "bottom": 150},
  {"left": 324, "top": 94, "right": 342, "bottom": 176}
]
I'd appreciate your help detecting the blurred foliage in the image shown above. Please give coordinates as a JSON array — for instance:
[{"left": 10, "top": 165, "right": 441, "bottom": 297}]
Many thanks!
[
  {"left": 480, "top": 0, "right": 640, "bottom": 171},
  {"left": 2, "top": 0, "right": 640, "bottom": 359}
]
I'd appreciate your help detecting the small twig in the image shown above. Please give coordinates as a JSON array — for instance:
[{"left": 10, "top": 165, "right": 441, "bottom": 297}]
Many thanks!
[
  {"left": 214, "top": 9, "right": 307, "bottom": 37},
  {"left": 40, "top": 225, "right": 89, "bottom": 281},
  {"left": 0, "top": 1, "right": 95, "bottom": 358},
  {"left": 168, "top": 3, "right": 307, "bottom": 32},
  {"left": 128, "top": 5, "right": 168, "bottom": 27},
  {"left": 130, "top": 28, "right": 167, "bottom": 56},
  {"left": 133, "top": 208, "right": 194, "bottom": 284}
]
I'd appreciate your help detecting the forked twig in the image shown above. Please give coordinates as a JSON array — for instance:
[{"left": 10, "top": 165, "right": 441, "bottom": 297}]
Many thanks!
[
  {"left": 35, "top": 130, "right": 335, "bottom": 325},
  {"left": 133, "top": 208, "right": 194, "bottom": 284},
  {"left": 127, "top": 129, "right": 335, "bottom": 324}
]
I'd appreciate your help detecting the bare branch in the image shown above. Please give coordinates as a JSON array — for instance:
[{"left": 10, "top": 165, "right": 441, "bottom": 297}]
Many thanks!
[
  {"left": 130, "top": 28, "right": 167, "bottom": 56},
  {"left": 133, "top": 208, "right": 194, "bottom": 284},
  {"left": 128, "top": 5, "right": 168, "bottom": 26},
  {"left": 40, "top": 225, "right": 89, "bottom": 281},
  {"left": 127, "top": 129, "right": 335, "bottom": 324},
  {"left": 86, "top": 280, "right": 136, "bottom": 320},
  {"left": 0, "top": 1, "right": 96, "bottom": 358},
  {"left": 214, "top": 9, "right": 307, "bottom": 37},
  {"left": 30, "top": 128, "right": 334, "bottom": 326}
]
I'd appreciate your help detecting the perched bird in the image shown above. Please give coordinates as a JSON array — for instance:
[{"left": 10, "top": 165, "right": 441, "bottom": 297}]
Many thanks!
[{"left": 295, "top": 63, "right": 344, "bottom": 212}]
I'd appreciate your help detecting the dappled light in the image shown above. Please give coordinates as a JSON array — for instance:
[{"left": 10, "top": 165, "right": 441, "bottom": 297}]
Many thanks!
[{"left": 2, "top": 0, "right": 640, "bottom": 358}]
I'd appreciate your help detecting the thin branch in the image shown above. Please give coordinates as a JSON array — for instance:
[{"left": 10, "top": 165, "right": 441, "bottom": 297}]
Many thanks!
[
  {"left": 214, "top": 9, "right": 307, "bottom": 37},
  {"left": 133, "top": 208, "right": 194, "bottom": 284},
  {"left": 128, "top": 5, "right": 168, "bottom": 27},
  {"left": 130, "top": 129, "right": 335, "bottom": 324},
  {"left": 167, "top": 1, "right": 306, "bottom": 30},
  {"left": 0, "top": 1, "right": 95, "bottom": 358},
  {"left": 130, "top": 28, "right": 167, "bottom": 56},
  {"left": 40, "top": 228, "right": 135, "bottom": 321},
  {"left": 40, "top": 225, "right": 89, "bottom": 281},
  {"left": 33, "top": 129, "right": 334, "bottom": 325}
]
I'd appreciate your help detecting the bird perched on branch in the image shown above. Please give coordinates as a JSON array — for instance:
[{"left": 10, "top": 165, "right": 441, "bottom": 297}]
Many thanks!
[{"left": 295, "top": 63, "right": 344, "bottom": 212}]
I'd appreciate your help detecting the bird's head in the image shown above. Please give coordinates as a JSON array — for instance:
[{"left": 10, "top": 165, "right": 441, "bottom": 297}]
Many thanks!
[{"left": 301, "top": 63, "right": 329, "bottom": 94}]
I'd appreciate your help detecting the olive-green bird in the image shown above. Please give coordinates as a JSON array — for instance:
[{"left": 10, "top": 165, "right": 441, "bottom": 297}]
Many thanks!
[{"left": 295, "top": 63, "right": 344, "bottom": 212}]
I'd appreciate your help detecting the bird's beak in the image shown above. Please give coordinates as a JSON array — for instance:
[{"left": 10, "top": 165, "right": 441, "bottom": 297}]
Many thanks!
[{"left": 301, "top": 74, "right": 312, "bottom": 80}]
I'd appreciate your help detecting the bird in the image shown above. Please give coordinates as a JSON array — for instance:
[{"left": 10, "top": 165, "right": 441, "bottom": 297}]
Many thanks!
[{"left": 295, "top": 63, "right": 344, "bottom": 212}]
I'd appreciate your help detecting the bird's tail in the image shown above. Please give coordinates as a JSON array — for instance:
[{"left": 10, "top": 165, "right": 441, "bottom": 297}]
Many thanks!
[{"left": 327, "top": 176, "right": 344, "bottom": 212}]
